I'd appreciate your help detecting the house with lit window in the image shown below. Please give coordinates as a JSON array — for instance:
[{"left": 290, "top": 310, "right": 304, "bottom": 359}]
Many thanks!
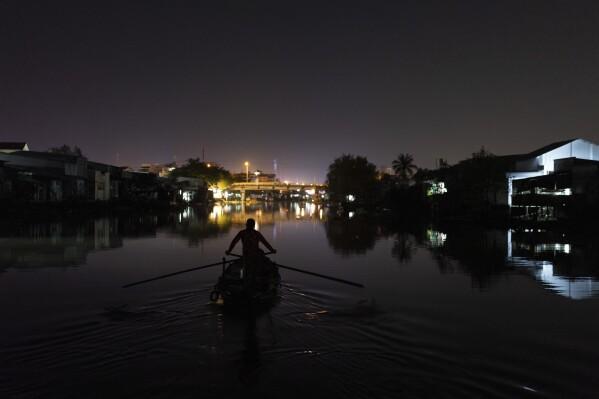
[
  {"left": 426, "top": 138, "right": 599, "bottom": 221},
  {"left": 507, "top": 139, "right": 599, "bottom": 220}
]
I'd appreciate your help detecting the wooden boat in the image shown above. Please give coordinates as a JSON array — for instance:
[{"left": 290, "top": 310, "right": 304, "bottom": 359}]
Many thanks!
[{"left": 210, "top": 256, "right": 281, "bottom": 308}]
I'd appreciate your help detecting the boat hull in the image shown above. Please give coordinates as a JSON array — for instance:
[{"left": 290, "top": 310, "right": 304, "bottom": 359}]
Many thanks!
[{"left": 210, "top": 257, "right": 281, "bottom": 308}]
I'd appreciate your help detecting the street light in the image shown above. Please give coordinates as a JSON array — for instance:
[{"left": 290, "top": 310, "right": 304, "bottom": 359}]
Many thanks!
[{"left": 244, "top": 161, "right": 249, "bottom": 182}]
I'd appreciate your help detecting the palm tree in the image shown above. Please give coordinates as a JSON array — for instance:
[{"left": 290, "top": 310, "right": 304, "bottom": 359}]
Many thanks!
[{"left": 392, "top": 153, "right": 417, "bottom": 183}]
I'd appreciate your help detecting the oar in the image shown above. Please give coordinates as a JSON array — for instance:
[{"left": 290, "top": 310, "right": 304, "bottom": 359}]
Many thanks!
[
  {"left": 122, "top": 259, "right": 235, "bottom": 288},
  {"left": 228, "top": 253, "right": 365, "bottom": 288},
  {"left": 276, "top": 263, "right": 364, "bottom": 288}
]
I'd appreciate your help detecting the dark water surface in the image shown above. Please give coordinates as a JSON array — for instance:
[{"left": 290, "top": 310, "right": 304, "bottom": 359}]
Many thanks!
[{"left": 1, "top": 203, "right": 599, "bottom": 398}]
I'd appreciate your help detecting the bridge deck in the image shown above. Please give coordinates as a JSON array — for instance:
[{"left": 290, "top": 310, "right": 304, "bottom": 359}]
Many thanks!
[{"left": 229, "top": 182, "right": 326, "bottom": 191}]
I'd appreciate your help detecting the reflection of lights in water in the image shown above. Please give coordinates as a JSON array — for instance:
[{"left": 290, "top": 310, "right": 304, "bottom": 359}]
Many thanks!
[
  {"left": 307, "top": 202, "right": 316, "bottom": 217},
  {"left": 508, "top": 232, "right": 598, "bottom": 299},
  {"left": 348, "top": 211, "right": 354, "bottom": 219},
  {"left": 300, "top": 208, "right": 305, "bottom": 217},
  {"left": 426, "top": 229, "right": 447, "bottom": 247},
  {"left": 209, "top": 205, "right": 223, "bottom": 221},
  {"left": 319, "top": 208, "right": 323, "bottom": 220},
  {"left": 534, "top": 243, "right": 572, "bottom": 254},
  {"left": 531, "top": 261, "right": 599, "bottom": 300},
  {"left": 181, "top": 208, "right": 191, "bottom": 220}
]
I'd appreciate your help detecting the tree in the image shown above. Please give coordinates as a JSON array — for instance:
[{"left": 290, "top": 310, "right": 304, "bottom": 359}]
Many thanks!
[
  {"left": 326, "top": 154, "right": 378, "bottom": 205},
  {"left": 170, "top": 158, "right": 233, "bottom": 187},
  {"left": 324, "top": 216, "right": 379, "bottom": 255},
  {"left": 442, "top": 146, "right": 507, "bottom": 213},
  {"left": 392, "top": 153, "right": 417, "bottom": 183},
  {"left": 472, "top": 146, "right": 493, "bottom": 159},
  {"left": 48, "top": 145, "right": 83, "bottom": 156}
]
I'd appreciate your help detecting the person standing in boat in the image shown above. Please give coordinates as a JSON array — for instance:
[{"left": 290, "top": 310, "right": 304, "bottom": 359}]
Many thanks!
[{"left": 226, "top": 218, "right": 276, "bottom": 260}]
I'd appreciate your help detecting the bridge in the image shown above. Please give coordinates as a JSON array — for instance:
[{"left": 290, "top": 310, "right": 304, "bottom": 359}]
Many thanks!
[
  {"left": 224, "top": 181, "right": 327, "bottom": 201},
  {"left": 229, "top": 181, "right": 326, "bottom": 191}
]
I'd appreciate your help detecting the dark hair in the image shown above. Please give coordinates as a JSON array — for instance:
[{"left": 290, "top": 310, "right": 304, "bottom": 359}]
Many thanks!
[{"left": 246, "top": 218, "right": 256, "bottom": 229}]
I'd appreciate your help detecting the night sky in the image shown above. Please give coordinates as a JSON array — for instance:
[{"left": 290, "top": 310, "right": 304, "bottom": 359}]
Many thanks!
[{"left": 2, "top": 1, "right": 599, "bottom": 182}]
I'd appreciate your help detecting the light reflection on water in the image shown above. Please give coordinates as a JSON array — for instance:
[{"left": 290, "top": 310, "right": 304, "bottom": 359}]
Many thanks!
[
  {"left": 1, "top": 204, "right": 599, "bottom": 398},
  {"left": 505, "top": 229, "right": 599, "bottom": 300}
]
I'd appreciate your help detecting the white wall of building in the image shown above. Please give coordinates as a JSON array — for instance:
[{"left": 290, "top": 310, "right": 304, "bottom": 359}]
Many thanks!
[{"left": 506, "top": 139, "right": 599, "bottom": 206}]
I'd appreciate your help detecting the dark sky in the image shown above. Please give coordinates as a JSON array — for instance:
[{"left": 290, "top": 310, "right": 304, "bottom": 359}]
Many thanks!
[{"left": 2, "top": 1, "right": 599, "bottom": 182}]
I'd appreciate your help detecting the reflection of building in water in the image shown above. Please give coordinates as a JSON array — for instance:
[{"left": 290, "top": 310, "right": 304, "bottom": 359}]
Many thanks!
[
  {"left": 170, "top": 207, "right": 231, "bottom": 247},
  {"left": 208, "top": 202, "right": 325, "bottom": 228},
  {"left": 507, "top": 229, "right": 599, "bottom": 300},
  {"left": 169, "top": 203, "right": 325, "bottom": 248},
  {"left": 426, "top": 229, "right": 447, "bottom": 248},
  {"left": 0, "top": 218, "right": 124, "bottom": 270}
]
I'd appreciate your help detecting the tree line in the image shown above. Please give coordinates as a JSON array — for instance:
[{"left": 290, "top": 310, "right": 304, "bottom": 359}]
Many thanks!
[{"left": 326, "top": 148, "right": 509, "bottom": 220}]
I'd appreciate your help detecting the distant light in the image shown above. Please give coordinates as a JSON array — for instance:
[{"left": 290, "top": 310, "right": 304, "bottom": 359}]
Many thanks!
[
  {"left": 346, "top": 194, "right": 355, "bottom": 202},
  {"left": 284, "top": 180, "right": 289, "bottom": 185},
  {"left": 207, "top": 163, "right": 211, "bottom": 168},
  {"left": 348, "top": 211, "right": 354, "bottom": 219},
  {"left": 254, "top": 171, "right": 260, "bottom": 176}
]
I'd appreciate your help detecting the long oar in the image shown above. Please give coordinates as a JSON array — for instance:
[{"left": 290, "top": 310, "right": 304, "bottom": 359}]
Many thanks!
[
  {"left": 227, "top": 253, "right": 365, "bottom": 288},
  {"left": 122, "top": 259, "right": 235, "bottom": 288},
  {"left": 276, "top": 263, "right": 365, "bottom": 288}
]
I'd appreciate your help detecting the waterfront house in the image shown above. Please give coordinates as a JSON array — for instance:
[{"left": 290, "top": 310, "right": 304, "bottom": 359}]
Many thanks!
[
  {"left": 427, "top": 138, "right": 599, "bottom": 220},
  {"left": 88, "top": 161, "right": 120, "bottom": 201},
  {"left": 507, "top": 139, "right": 599, "bottom": 220},
  {"left": 0, "top": 160, "right": 15, "bottom": 199},
  {"left": 174, "top": 176, "right": 208, "bottom": 203},
  {"left": 0, "top": 142, "right": 29, "bottom": 153},
  {"left": 0, "top": 150, "right": 88, "bottom": 201}
]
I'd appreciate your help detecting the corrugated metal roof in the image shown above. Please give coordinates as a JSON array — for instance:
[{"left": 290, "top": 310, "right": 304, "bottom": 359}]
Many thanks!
[
  {"left": 526, "top": 138, "right": 578, "bottom": 157},
  {"left": 0, "top": 142, "right": 28, "bottom": 150}
]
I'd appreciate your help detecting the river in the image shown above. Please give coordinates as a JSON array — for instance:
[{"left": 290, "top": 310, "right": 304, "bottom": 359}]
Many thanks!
[{"left": 1, "top": 202, "right": 598, "bottom": 398}]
